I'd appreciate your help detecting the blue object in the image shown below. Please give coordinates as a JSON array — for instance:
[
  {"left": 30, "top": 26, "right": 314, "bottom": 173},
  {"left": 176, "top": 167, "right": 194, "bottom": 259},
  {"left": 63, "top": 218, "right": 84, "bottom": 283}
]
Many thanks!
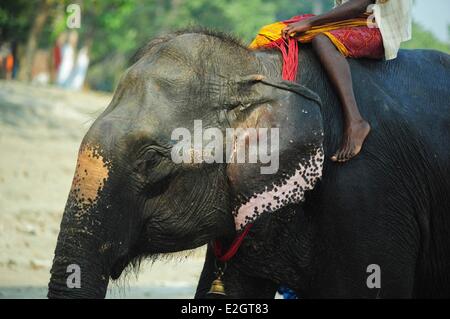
[{"left": 278, "top": 286, "right": 297, "bottom": 299}]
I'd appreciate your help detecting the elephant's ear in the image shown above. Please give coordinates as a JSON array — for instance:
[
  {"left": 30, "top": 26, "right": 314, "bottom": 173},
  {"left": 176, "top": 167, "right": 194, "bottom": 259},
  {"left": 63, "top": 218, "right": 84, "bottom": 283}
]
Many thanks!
[
  {"left": 217, "top": 74, "right": 273, "bottom": 112},
  {"left": 220, "top": 75, "right": 325, "bottom": 231}
]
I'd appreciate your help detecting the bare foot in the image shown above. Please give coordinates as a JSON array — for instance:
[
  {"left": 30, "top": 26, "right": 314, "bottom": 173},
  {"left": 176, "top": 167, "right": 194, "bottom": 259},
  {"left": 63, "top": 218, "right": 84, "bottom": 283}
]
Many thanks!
[{"left": 331, "top": 120, "right": 371, "bottom": 163}]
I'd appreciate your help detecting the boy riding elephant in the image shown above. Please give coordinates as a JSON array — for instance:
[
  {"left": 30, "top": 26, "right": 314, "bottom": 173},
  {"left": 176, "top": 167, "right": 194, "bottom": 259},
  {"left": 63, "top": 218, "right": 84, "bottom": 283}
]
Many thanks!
[{"left": 251, "top": 0, "right": 412, "bottom": 162}]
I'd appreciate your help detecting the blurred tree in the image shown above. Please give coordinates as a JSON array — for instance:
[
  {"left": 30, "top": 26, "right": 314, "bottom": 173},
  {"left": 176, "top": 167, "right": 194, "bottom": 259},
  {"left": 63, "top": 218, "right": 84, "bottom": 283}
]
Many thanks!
[
  {"left": 1, "top": 0, "right": 449, "bottom": 91},
  {"left": 274, "top": 0, "right": 333, "bottom": 21},
  {"left": 0, "top": 0, "right": 36, "bottom": 43},
  {"left": 84, "top": 0, "right": 333, "bottom": 90},
  {"left": 17, "top": 0, "right": 52, "bottom": 81}
]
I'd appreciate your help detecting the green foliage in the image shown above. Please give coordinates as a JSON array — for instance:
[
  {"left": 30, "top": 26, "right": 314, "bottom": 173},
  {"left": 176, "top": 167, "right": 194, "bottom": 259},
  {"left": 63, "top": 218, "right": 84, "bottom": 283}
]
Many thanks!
[
  {"left": 401, "top": 22, "right": 450, "bottom": 54},
  {"left": 0, "top": 0, "right": 37, "bottom": 43},
  {"left": 84, "top": 0, "right": 296, "bottom": 90},
  {"left": 1, "top": 0, "right": 449, "bottom": 91},
  {"left": 84, "top": 0, "right": 334, "bottom": 90}
]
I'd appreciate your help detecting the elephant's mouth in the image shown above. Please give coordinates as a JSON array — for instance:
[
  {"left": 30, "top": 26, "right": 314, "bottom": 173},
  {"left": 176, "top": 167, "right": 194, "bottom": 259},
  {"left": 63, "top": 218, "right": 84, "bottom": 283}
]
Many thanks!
[
  {"left": 110, "top": 257, "right": 128, "bottom": 280},
  {"left": 233, "top": 147, "right": 324, "bottom": 230},
  {"left": 110, "top": 251, "right": 144, "bottom": 280}
]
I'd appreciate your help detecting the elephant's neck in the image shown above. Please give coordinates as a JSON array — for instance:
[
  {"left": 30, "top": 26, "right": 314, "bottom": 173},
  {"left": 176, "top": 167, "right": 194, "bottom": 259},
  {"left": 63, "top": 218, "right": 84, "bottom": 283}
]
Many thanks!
[
  {"left": 252, "top": 46, "right": 319, "bottom": 82},
  {"left": 253, "top": 49, "right": 283, "bottom": 80},
  {"left": 236, "top": 205, "right": 316, "bottom": 290}
]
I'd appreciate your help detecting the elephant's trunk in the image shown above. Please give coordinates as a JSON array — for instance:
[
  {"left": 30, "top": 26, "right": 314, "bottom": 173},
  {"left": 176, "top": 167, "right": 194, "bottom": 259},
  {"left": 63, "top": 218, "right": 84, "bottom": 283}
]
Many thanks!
[
  {"left": 48, "top": 228, "right": 109, "bottom": 298},
  {"left": 48, "top": 144, "right": 113, "bottom": 298}
]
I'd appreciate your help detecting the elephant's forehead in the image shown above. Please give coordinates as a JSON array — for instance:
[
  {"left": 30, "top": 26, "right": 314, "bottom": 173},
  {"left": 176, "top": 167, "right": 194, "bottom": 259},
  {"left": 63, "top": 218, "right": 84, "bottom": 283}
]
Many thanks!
[{"left": 129, "top": 42, "right": 197, "bottom": 82}]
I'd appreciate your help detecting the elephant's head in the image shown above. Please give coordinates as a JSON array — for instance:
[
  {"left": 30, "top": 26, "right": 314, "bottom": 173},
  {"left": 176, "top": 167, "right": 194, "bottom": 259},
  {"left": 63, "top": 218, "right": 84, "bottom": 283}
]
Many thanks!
[{"left": 48, "top": 31, "right": 323, "bottom": 298}]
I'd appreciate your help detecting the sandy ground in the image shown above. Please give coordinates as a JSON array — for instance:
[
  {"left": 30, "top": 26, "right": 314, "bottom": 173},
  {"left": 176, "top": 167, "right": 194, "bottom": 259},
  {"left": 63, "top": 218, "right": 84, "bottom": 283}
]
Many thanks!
[{"left": 0, "top": 80, "right": 207, "bottom": 299}]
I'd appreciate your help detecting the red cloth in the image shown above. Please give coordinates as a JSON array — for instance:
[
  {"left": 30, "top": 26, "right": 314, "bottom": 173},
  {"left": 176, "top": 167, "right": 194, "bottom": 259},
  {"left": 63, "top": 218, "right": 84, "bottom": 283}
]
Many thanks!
[
  {"left": 53, "top": 45, "right": 62, "bottom": 70},
  {"left": 251, "top": 14, "right": 385, "bottom": 81},
  {"left": 5, "top": 54, "right": 14, "bottom": 72},
  {"left": 284, "top": 14, "right": 384, "bottom": 59},
  {"left": 327, "top": 25, "right": 384, "bottom": 59}
]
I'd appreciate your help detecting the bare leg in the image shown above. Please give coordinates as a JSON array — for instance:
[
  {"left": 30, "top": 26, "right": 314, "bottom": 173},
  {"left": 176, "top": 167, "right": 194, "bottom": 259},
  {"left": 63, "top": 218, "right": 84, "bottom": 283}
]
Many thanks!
[{"left": 312, "top": 34, "right": 371, "bottom": 162}]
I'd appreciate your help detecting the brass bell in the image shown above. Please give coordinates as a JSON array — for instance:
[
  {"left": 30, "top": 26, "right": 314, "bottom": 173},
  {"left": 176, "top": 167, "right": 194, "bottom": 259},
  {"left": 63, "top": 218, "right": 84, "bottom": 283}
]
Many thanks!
[{"left": 207, "top": 277, "right": 226, "bottom": 296}]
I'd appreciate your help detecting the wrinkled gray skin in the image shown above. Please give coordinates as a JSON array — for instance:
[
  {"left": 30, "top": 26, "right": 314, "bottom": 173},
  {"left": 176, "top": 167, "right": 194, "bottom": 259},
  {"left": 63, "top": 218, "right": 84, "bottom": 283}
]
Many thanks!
[
  {"left": 48, "top": 29, "right": 450, "bottom": 299},
  {"left": 194, "top": 45, "right": 450, "bottom": 297},
  {"left": 48, "top": 31, "right": 323, "bottom": 298}
]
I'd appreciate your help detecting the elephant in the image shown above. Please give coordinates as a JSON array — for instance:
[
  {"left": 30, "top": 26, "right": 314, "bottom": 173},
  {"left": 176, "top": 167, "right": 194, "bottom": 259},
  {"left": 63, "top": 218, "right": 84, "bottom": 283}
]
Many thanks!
[{"left": 48, "top": 29, "right": 450, "bottom": 298}]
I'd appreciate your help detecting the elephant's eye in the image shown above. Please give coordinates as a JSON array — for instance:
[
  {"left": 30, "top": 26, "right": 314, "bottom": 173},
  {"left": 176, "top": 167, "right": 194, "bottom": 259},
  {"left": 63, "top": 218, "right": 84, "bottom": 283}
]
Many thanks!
[
  {"left": 136, "top": 150, "right": 162, "bottom": 173},
  {"left": 135, "top": 147, "right": 174, "bottom": 191}
]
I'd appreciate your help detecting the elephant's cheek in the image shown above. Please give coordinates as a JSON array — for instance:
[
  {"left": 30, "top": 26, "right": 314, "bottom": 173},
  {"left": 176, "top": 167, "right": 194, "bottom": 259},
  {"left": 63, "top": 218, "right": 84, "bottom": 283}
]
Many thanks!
[
  {"left": 69, "top": 144, "right": 111, "bottom": 208},
  {"left": 232, "top": 148, "right": 325, "bottom": 231}
]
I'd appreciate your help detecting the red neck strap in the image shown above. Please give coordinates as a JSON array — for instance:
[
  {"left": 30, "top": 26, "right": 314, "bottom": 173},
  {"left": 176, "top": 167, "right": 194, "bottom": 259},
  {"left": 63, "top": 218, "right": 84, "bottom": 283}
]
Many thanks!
[{"left": 213, "top": 224, "right": 253, "bottom": 263}]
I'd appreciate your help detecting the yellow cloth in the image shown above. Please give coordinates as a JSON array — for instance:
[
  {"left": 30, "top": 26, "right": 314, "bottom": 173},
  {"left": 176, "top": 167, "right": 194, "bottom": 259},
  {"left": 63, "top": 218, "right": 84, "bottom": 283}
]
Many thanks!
[{"left": 249, "top": 16, "right": 369, "bottom": 54}]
